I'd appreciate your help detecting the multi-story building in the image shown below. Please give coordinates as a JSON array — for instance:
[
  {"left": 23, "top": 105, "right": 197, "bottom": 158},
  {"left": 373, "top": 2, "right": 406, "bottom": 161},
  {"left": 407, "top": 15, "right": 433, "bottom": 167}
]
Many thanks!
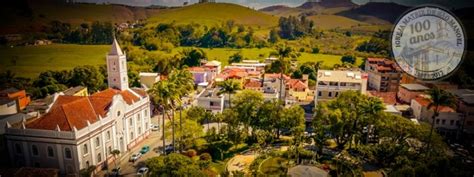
[
  {"left": 3, "top": 39, "right": 151, "bottom": 176},
  {"left": 365, "top": 58, "right": 402, "bottom": 92},
  {"left": 397, "top": 83, "right": 429, "bottom": 103},
  {"left": 314, "top": 70, "right": 367, "bottom": 104}
]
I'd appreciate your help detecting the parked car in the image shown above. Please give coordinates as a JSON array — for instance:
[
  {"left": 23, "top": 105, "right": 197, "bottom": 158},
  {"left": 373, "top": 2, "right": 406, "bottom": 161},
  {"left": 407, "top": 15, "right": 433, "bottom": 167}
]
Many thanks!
[
  {"left": 150, "top": 124, "right": 159, "bottom": 131},
  {"left": 129, "top": 153, "right": 142, "bottom": 162},
  {"left": 164, "top": 145, "right": 174, "bottom": 154},
  {"left": 140, "top": 145, "right": 150, "bottom": 154},
  {"left": 109, "top": 167, "right": 121, "bottom": 177},
  {"left": 137, "top": 167, "right": 149, "bottom": 176}
]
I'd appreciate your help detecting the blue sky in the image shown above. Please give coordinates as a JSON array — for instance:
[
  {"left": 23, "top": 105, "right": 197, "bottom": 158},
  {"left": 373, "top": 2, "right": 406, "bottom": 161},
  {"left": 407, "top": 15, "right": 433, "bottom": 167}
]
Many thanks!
[{"left": 78, "top": 0, "right": 474, "bottom": 9}]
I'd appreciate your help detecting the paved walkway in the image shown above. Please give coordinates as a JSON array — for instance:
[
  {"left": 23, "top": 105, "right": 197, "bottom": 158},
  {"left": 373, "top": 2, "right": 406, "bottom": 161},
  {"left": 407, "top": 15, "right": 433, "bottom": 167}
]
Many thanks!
[{"left": 226, "top": 151, "right": 257, "bottom": 174}]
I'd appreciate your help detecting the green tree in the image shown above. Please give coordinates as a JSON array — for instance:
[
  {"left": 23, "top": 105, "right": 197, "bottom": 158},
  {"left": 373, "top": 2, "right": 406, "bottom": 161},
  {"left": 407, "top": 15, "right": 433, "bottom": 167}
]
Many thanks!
[
  {"left": 164, "top": 118, "right": 205, "bottom": 150},
  {"left": 228, "top": 51, "right": 243, "bottom": 64},
  {"left": 268, "top": 28, "right": 280, "bottom": 43},
  {"left": 275, "top": 44, "right": 295, "bottom": 101},
  {"left": 233, "top": 90, "right": 264, "bottom": 136},
  {"left": 341, "top": 55, "right": 356, "bottom": 64},
  {"left": 146, "top": 153, "right": 206, "bottom": 177},
  {"left": 217, "top": 79, "right": 241, "bottom": 108},
  {"left": 180, "top": 48, "right": 207, "bottom": 67},
  {"left": 110, "top": 149, "right": 120, "bottom": 170},
  {"left": 148, "top": 80, "right": 179, "bottom": 154},
  {"left": 69, "top": 65, "right": 105, "bottom": 92}
]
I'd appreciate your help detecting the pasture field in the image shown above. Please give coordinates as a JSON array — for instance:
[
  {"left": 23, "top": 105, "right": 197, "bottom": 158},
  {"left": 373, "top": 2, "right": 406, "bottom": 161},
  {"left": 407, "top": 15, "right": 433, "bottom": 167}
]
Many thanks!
[
  {"left": 0, "top": 44, "right": 361, "bottom": 78},
  {"left": 0, "top": 44, "right": 109, "bottom": 78}
]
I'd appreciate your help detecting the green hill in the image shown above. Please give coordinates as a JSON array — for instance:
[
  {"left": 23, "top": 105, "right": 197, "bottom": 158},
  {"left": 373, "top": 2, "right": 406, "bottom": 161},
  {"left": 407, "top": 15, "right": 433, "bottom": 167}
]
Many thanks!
[
  {"left": 0, "top": 0, "right": 164, "bottom": 34},
  {"left": 147, "top": 3, "right": 278, "bottom": 29}
]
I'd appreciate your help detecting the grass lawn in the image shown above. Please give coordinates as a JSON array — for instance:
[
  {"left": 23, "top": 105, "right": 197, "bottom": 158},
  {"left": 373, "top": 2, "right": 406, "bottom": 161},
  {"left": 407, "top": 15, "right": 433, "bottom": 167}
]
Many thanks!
[
  {"left": 259, "top": 157, "right": 288, "bottom": 176},
  {"left": 0, "top": 44, "right": 109, "bottom": 78},
  {"left": 173, "top": 47, "right": 360, "bottom": 67}
]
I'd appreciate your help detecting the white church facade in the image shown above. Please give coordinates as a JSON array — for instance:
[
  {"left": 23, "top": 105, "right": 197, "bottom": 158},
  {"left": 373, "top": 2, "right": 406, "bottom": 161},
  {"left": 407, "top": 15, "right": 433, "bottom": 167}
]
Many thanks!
[{"left": 3, "top": 39, "right": 151, "bottom": 176}]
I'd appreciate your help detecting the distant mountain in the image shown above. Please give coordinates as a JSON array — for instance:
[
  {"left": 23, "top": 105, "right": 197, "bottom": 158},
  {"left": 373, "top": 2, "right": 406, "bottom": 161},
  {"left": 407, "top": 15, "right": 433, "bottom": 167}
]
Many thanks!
[
  {"left": 299, "top": 0, "right": 357, "bottom": 9},
  {"left": 147, "top": 3, "right": 278, "bottom": 28},
  {"left": 336, "top": 2, "right": 409, "bottom": 24},
  {"left": 0, "top": 0, "right": 165, "bottom": 34}
]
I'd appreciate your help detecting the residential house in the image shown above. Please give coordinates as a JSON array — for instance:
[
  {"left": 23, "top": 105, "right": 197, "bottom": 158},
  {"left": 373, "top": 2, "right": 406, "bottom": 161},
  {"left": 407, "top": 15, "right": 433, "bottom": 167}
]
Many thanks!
[
  {"left": 411, "top": 95, "right": 461, "bottom": 138},
  {"left": 286, "top": 77, "right": 311, "bottom": 102},
  {"left": 314, "top": 70, "right": 368, "bottom": 104},
  {"left": 447, "top": 89, "right": 474, "bottom": 140},
  {"left": 0, "top": 88, "right": 31, "bottom": 114},
  {"left": 364, "top": 58, "right": 402, "bottom": 92},
  {"left": 189, "top": 67, "right": 209, "bottom": 86},
  {"left": 3, "top": 38, "right": 151, "bottom": 176},
  {"left": 196, "top": 88, "right": 224, "bottom": 113},
  {"left": 397, "top": 83, "right": 429, "bottom": 103},
  {"left": 139, "top": 72, "right": 160, "bottom": 90}
]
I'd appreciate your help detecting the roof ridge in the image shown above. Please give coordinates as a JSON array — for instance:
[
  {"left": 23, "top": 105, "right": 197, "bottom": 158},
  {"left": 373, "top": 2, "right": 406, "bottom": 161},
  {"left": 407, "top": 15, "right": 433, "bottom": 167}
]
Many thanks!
[
  {"left": 85, "top": 97, "right": 100, "bottom": 119},
  {"left": 60, "top": 104, "right": 73, "bottom": 131}
]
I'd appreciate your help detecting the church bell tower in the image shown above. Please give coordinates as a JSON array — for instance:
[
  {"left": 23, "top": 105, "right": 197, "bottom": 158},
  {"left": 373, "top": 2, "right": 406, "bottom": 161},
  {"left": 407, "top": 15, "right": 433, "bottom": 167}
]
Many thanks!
[{"left": 106, "top": 38, "right": 129, "bottom": 90}]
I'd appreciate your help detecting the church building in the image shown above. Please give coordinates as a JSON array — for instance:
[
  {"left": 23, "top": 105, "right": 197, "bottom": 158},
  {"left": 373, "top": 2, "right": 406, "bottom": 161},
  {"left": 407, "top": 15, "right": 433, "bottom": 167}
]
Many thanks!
[{"left": 3, "top": 38, "right": 151, "bottom": 176}]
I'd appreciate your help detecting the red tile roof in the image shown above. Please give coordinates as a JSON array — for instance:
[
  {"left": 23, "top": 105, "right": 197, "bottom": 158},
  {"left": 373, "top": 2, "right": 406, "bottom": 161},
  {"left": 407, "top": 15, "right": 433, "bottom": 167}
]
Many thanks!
[
  {"left": 264, "top": 73, "right": 290, "bottom": 80},
  {"left": 413, "top": 96, "right": 456, "bottom": 113},
  {"left": 26, "top": 96, "right": 99, "bottom": 131},
  {"left": 367, "top": 58, "right": 400, "bottom": 72},
  {"left": 286, "top": 79, "right": 308, "bottom": 90},
  {"left": 244, "top": 80, "right": 262, "bottom": 88},
  {"left": 368, "top": 91, "right": 398, "bottom": 105},
  {"left": 26, "top": 88, "right": 142, "bottom": 131},
  {"left": 92, "top": 88, "right": 139, "bottom": 105},
  {"left": 188, "top": 67, "right": 207, "bottom": 72}
]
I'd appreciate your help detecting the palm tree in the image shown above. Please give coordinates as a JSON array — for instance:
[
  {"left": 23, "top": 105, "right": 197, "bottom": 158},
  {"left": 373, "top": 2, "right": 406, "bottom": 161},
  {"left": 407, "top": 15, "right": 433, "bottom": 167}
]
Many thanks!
[
  {"left": 276, "top": 45, "right": 293, "bottom": 101},
  {"left": 148, "top": 80, "right": 179, "bottom": 154},
  {"left": 110, "top": 149, "right": 120, "bottom": 170},
  {"left": 426, "top": 87, "right": 455, "bottom": 153},
  {"left": 218, "top": 79, "right": 241, "bottom": 108},
  {"left": 168, "top": 69, "right": 194, "bottom": 152}
]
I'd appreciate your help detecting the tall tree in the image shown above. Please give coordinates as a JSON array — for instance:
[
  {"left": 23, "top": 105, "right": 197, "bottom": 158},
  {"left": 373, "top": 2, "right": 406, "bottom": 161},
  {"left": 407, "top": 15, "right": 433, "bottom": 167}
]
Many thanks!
[
  {"left": 275, "top": 45, "right": 294, "bottom": 101},
  {"left": 426, "top": 87, "right": 455, "bottom": 154},
  {"left": 148, "top": 80, "right": 179, "bottom": 154},
  {"left": 217, "top": 79, "right": 241, "bottom": 108}
]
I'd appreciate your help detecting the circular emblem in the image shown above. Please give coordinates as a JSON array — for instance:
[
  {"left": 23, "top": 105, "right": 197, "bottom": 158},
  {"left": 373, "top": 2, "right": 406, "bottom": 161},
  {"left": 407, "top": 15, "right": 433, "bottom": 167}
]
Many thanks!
[{"left": 391, "top": 6, "right": 466, "bottom": 81}]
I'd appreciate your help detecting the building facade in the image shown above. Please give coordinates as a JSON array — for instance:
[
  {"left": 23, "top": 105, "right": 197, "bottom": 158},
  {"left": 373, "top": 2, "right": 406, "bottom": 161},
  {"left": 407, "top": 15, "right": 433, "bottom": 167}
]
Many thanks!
[
  {"left": 4, "top": 39, "right": 151, "bottom": 176},
  {"left": 314, "top": 70, "right": 367, "bottom": 104},
  {"left": 397, "top": 83, "right": 429, "bottom": 103},
  {"left": 364, "top": 58, "right": 401, "bottom": 92}
]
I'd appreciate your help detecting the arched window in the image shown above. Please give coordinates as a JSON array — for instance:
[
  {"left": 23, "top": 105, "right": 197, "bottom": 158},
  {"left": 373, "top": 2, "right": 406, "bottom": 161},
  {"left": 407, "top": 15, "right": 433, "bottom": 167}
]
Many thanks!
[
  {"left": 95, "top": 137, "right": 100, "bottom": 147},
  {"left": 83, "top": 144, "right": 88, "bottom": 155},
  {"left": 65, "top": 147, "right": 72, "bottom": 159},
  {"left": 47, "top": 146, "right": 54, "bottom": 157},
  {"left": 31, "top": 145, "right": 39, "bottom": 156},
  {"left": 97, "top": 153, "right": 102, "bottom": 162}
]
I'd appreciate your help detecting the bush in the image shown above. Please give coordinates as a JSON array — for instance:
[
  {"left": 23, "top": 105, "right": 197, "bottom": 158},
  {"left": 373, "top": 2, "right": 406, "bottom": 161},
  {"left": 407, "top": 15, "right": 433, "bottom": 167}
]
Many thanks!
[
  {"left": 200, "top": 153, "right": 212, "bottom": 161},
  {"left": 312, "top": 47, "right": 320, "bottom": 54},
  {"left": 184, "top": 149, "right": 197, "bottom": 158}
]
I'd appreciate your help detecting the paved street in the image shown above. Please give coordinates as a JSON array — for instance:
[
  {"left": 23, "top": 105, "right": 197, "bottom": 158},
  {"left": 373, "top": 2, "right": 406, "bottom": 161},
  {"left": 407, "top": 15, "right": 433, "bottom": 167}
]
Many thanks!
[{"left": 98, "top": 115, "right": 168, "bottom": 177}]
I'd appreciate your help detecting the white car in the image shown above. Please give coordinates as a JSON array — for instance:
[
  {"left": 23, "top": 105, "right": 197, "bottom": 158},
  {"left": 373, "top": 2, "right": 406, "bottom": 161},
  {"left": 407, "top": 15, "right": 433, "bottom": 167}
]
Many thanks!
[
  {"left": 129, "top": 153, "right": 142, "bottom": 162},
  {"left": 150, "top": 124, "right": 159, "bottom": 131},
  {"left": 137, "top": 167, "right": 149, "bottom": 176}
]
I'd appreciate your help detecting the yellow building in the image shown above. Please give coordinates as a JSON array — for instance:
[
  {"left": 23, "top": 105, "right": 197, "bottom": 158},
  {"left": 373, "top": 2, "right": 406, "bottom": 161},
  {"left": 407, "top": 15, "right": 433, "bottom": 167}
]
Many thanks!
[{"left": 62, "top": 86, "right": 88, "bottom": 96}]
